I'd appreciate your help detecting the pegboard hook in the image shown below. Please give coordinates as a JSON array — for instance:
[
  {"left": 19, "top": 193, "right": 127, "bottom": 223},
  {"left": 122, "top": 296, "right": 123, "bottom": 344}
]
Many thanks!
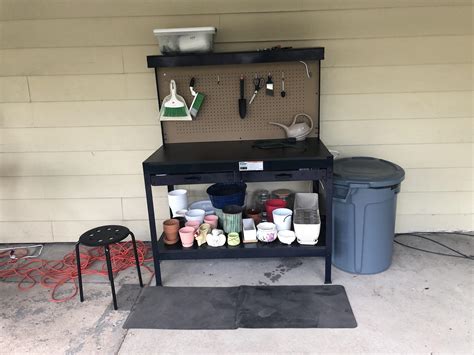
[{"left": 299, "top": 61, "right": 312, "bottom": 78}]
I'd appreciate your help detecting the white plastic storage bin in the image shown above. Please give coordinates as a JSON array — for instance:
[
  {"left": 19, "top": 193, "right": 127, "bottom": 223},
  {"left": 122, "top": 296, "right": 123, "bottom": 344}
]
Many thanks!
[
  {"left": 293, "top": 193, "right": 321, "bottom": 245},
  {"left": 153, "top": 27, "right": 216, "bottom": 54}
]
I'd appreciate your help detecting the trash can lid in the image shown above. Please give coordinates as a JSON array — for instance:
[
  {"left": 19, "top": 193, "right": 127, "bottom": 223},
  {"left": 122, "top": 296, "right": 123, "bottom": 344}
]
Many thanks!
[{"left": 334, "top": 157, "right": 405, "bottom": 188}]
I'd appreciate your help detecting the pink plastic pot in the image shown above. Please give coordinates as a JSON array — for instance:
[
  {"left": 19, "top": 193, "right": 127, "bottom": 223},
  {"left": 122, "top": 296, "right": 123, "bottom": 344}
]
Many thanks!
[{"left": 179, "top": 227, "right": 196, "bottom": 248}]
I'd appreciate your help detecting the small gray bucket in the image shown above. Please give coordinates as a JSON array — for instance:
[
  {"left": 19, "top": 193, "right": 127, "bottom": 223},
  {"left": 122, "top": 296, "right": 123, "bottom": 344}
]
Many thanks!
[{"left": 332, "top": 157, "right": 405, "bottom": 274}]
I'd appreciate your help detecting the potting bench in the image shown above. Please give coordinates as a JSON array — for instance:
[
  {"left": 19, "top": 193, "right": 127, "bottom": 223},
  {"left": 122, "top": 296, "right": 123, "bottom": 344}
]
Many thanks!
[{"left": 143, "top": 48, "right": 333, "bottom": 285}]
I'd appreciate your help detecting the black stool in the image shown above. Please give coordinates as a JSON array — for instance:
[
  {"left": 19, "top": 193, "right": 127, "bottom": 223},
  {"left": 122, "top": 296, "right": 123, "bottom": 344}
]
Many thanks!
[{"left": 75, "top": 225, "right": 144, "bottom": 310}]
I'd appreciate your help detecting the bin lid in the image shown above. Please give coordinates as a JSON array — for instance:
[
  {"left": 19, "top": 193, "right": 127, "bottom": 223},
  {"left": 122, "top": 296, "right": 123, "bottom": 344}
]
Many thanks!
[{"left": 334, "top": 157, "right": 405, "bottom": 188}]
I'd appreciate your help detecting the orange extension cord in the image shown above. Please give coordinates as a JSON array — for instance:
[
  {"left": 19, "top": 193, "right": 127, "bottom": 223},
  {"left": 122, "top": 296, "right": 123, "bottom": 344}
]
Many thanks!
[{"left": 0, "top": 241, "right": 153, "bottom": 303}]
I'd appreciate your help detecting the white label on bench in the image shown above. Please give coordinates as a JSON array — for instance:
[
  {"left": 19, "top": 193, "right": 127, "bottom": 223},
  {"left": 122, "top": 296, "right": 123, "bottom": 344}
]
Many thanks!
[{"left": 239, "top": 161, "right": 264, "bottom": 171}]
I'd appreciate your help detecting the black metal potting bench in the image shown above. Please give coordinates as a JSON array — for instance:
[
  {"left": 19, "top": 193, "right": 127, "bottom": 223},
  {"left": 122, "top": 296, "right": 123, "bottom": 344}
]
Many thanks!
[{"left": 143, "top": 48, "right": 333, "bottom": 285}]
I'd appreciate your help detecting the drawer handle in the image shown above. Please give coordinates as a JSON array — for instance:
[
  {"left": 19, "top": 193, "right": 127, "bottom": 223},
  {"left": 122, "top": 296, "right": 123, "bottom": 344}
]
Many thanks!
[
  {"left": 275, "top": 173, "right": 293, "bottom": 179},
  {"left": 184, "top": 176, "right": 202, "bottom": 181}
]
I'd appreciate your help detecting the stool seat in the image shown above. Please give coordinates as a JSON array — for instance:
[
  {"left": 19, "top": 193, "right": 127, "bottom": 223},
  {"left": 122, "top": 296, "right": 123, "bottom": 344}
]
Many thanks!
[{"left": 79, "top": 225, "right": 130, "bottom": 246}]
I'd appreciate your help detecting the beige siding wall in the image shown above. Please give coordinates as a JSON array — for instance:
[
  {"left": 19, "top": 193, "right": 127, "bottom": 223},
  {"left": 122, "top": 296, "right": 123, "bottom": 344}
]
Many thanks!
[{"left": 0, "top": 0, "right": 472, "bottom": 242}]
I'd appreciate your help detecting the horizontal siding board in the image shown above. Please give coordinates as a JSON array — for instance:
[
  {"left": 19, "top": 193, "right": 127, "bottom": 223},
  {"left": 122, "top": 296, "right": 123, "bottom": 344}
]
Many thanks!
[
  {"left": 28, "top": 73, "right": 156, "bottom": 102},
  {"left": 0, "top": 150, "right": 154, "bottom": 176},
  {"left": 1, "top": 15, "right": 219, "bottom": 49},
  {"left": 321, "top": 91, "right": 473, "bottom": 121},
  {"left": 0, "top": 198, "right": 123, "bottom": 221},
  {"left": 219, "top": 6, "right": 471, "bottom": 43},
  {"left": 0, "top": 103, "right": 34, "bottom": 127},
  {"left": 0, "top": 100, "right": 158, "bottom": 128},
  {"left": 398, "top": 191, "right": 473, "bottom": 215},
  {"left": 321, "top": 64, "right": 472, "bottom": 94},
  {"left": 396, "top": 214, "right": 473, "bottom": 232},
  {"left": 0, "top": 221, "right": 53, "bottom": 243},
  {"left": 0, "top": 175, "right": 150, "bottom": 199},
  {"left": 122, "top": 197, "right": 169, "bottom": 220},
  {"left": 329, "top": 143, "right": 472, "bottom": 169},
  {"left": 402, "top": 168, "right": 473, "bottom": 193},
  {"left": 1, "top": 7, "right": 471, "bottom": 49},
  {"left": 1, "top": 0, "right": 470, "bottom": 20},
  {"left": 0, "top": 47, "right": 123, "bottom": 76},
  {"left": 0, "top": 77, "right": 30, "bottom": 103},
  {"left": 0, "top": 125, "right": 162, "bottom": 152},
  {"left": 322, "top": 118, "right": 471, "bottom": 145}
]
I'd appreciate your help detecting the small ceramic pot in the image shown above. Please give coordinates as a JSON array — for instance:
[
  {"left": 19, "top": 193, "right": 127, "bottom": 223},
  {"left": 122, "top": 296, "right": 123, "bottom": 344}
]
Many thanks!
[
  {"left": 223, "top": 205, "right": 243, "bottom": 233},
  {"left": 204, "top": 215, "right": 218, "bottom": 229},
  {"left": 277, "top": 230, "right": 296, "bottom": 245},
  {"left": 163, "top": 219, "right": 180, "bottom": 245},
  {"left": 179, "top": 226, "right": 196, "bottom": 248},
  {"left": 245, "top": 208, "right": 262, "bottom": 225},
  {"left": 273, "top": 208, "right": 293, "bottom": 231},
  {"left": 265, "top": 199, "right": 287, "bottom": 222},
  {"left": 207, "top": 230, "right": 226, "bottom": 247},
  {"left": 185, "top": 220, "right": 200, "bottom": 232},
  {"left": 256, "top": 222, "right": 277, "bottom": 243},
  {"left": 227, "top": 232, "right": 241, "bottom": 246},
  {"left": 185, "top": 209, "right": 205, "bottom": 223},
  {"left": 175, "top": 209, "right": 188, "bottom": 217}
]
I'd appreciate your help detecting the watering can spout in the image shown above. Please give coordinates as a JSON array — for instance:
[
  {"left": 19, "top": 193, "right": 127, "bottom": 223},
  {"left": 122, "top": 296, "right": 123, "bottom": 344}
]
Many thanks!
[{"left": 269, "top": 121, "right": 290, "bottom": 135}]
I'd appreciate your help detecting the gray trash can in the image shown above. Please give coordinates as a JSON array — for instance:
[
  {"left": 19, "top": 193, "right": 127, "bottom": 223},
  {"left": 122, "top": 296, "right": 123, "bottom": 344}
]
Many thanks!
[{"left": 332, "top": 157, "right": 405, "bottom": 274}]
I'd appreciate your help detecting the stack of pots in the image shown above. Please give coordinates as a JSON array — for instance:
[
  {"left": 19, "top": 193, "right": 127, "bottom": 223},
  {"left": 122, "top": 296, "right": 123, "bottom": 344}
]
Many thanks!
[{"left": 206, "top": 183, "right": 247, "bottom": 234}]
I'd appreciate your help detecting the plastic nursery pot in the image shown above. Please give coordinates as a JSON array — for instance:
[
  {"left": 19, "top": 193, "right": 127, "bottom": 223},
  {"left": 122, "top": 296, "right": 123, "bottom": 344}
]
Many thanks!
[
  {"left": 265, "top": 199, "right": 287, "bottom": 222},
  {"left": 163, "top": 219, "right": 180, "bottom": 245}
]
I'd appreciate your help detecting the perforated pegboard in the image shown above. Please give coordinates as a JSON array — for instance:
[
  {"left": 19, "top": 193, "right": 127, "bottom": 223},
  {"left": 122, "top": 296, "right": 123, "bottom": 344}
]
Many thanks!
[{"left": 157, "top": 61, "right": 320, "bottom": 143}]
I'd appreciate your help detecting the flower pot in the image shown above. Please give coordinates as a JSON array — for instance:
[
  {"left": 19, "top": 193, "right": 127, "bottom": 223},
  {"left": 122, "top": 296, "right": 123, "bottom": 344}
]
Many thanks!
[
  {"left": 179, "top": 227, "right": 196, "bottom": 248},
  {"left": 163, "top": 219, "right": 180, "bottom": 245}
]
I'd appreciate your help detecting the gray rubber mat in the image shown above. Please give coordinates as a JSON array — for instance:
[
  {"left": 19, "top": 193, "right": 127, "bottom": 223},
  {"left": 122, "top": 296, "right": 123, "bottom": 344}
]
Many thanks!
[{"left": 123, "top": 285, "right": 356, "bottom": 329}]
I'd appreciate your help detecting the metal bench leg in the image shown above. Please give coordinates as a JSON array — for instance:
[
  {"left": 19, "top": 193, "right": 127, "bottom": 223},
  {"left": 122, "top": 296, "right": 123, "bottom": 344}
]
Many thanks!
[
  {"left": 130, "top": 232, "right": 144, "bottom": 287},
  {"left": 104, "top": 245, "right": 118, "bottom": 310},
  {"left": 75, "top": 243, "right": 84, "bottom": 302},
  {"left": 325, "top": 254, "right": 332, "bottom": 284}
]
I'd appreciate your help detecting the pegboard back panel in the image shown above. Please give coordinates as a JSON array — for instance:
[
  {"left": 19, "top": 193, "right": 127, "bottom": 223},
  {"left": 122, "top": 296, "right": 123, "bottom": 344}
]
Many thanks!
[{"left": 157, "top": 61, "right": 320, "bottom": 143}]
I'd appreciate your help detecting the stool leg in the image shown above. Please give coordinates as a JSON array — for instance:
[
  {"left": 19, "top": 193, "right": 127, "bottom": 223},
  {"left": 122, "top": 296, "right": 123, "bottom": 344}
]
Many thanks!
[
  {"left": 75, "top": 243, "right": 84, "bottom": 302},
  {"left": 104, "top": 245, "right": 118, "bottom": 310},
  {"left": 130, "top": 232, "right": 144, "bottom": 287}
]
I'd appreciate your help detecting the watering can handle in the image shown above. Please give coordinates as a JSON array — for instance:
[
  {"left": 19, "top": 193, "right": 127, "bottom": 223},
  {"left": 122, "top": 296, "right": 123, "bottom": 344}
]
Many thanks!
[{"left": 293, "top": 113, "right": 314, "bottom": 131}]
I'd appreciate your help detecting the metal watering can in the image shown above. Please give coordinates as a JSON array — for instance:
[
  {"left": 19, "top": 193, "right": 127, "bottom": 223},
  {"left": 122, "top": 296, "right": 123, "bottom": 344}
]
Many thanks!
[{"left": 269, "top": 113, "right": 314, "bottom": 141}]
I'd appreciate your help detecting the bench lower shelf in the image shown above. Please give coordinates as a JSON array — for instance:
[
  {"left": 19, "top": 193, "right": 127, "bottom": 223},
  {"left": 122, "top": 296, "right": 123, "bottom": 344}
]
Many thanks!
[{"left": 156, "top": 225, "right": 327, "bottom": 260}]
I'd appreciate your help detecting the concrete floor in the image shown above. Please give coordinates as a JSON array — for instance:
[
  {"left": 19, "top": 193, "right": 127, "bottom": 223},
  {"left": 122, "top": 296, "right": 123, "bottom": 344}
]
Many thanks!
[{"left": 0, "top": 233, "right": 472, "bottom": 354}]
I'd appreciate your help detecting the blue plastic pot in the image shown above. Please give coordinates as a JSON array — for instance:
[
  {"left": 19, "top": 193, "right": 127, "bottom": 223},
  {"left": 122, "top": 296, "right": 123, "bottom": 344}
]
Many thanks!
[{"left": 206, "top": 183, "right": 247, "bottom": 209}]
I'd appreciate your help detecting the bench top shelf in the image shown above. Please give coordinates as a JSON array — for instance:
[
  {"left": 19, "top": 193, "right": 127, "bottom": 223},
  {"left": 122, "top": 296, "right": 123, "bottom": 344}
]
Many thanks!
[{"left": 147, "top": 47, "right": 325, "bottom": 68}]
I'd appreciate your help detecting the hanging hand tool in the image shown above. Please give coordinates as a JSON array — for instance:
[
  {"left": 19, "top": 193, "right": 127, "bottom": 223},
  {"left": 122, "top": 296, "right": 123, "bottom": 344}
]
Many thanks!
[
  {"left": 249, "top": 74, "right": 265, "bottom": 105},
  {"left": 266, "top": 73, "right": 274, "bottom": 96},
  {"left": 239, "top": 74, "right": 247, "bottom": 119},
  {"left": 281, "top": 72, "right": 286, "bottom": 97}
]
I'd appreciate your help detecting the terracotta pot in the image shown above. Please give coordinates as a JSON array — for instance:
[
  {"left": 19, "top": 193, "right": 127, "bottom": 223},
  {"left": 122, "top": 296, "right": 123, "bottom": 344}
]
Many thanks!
[
  {"left": 163, "top": 219, "right": 180, "bottom": 245},
  {"left": 245, "top": 208, "right": 262, "bottom": 225}
]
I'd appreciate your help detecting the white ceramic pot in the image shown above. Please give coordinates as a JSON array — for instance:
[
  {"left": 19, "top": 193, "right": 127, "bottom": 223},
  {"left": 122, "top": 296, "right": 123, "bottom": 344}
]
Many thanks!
[
  {"left": 168, "top": 189, "right": 188, "bottom": 217},
  {"left": 184, "top": 209, "right": 205, "bottom": 223},
  {"left": 278, "top": 230, "right": 296, "bottom": 245},
  {"left": 272, "top": 208, "right": 293, "bottom": 231},
  {"left": 256, "top": 222, "right": 277, "bottom": 243}
]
